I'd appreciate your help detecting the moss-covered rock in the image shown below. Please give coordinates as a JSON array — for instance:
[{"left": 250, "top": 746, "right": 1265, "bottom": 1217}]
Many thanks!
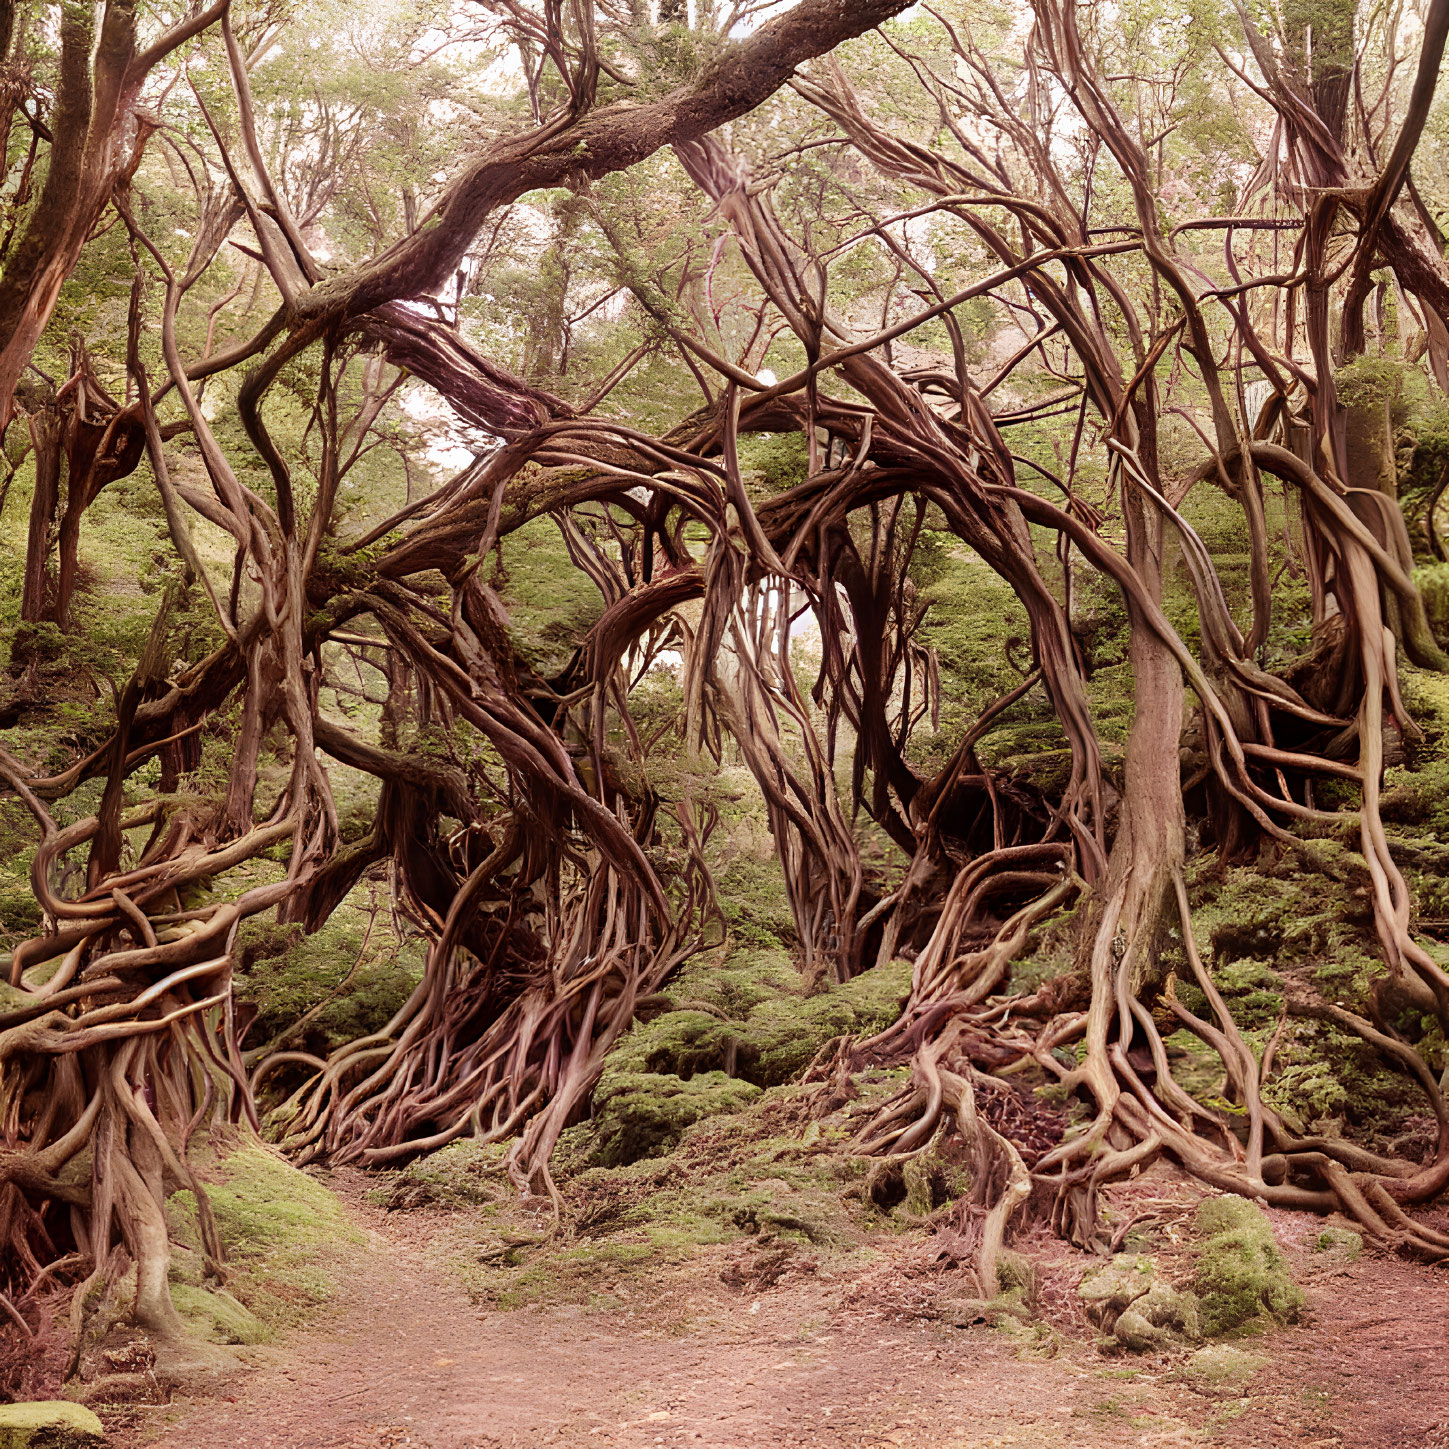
[
  {"left": 743, "top": 960, "right": 913, "bottom": 1085},
  {"left": 607, "top": 953, "right": 912, "bottom": 1091},
  {"left": 0, "top": 1402, "right": 103, "bottom": 1448},
  {"left": 0, "top": 978, "right": 33, "bottom": 1015},
  {"left": 1113, "top": 1280, "right": 1200, "bottom": 1351},
  {"left": 1078, "top": 1253, "right": 1157, "bottom": 1325},
  {"left": 1078, "top": 1254, "right": 1200, "bottom": 1351},
  {"left": 1193, "top": 1195, "right": 1304, "bottom": 1335},
  {"left": 579, "top": 954, "right": 912, "bottom": 1166}
]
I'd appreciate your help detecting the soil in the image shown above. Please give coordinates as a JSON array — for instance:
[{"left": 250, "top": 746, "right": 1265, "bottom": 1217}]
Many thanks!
[{"left": 108, "top": 1172, "right": 1449, "bottom": 1449}]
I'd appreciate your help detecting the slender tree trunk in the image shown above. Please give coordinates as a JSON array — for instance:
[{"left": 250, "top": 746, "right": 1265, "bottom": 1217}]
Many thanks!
[{"left": 18, "top": 403, "right": 61, "bottom": 630}]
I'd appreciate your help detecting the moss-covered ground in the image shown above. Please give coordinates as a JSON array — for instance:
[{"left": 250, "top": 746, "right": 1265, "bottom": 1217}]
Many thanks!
[
  {"left": 165, "top": 1135, "right": 364, "bottom": 1341},
  {"left": 351, "top": 932, "right": 964, "bottom": 1318}
]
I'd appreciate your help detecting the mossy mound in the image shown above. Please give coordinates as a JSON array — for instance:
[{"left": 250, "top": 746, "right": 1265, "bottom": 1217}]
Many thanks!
[
  {"left": 169, "top": 1284, "right": 267, "bottom": 1345},
  {"left": 1193, "top": 1195, "right": 1304, "bottom": 1335},
  {"left": 0, "top": 1402, "right": 103, "bottom": 1449},
  {"left": 1078, "top": 1254, "right": 1200, "bottom": 1352},
  {"left": 589, "top": 1069, "right": 763, "bottom": 1167},
  {"left": 376, "top": 1138, "right": 510, "bottom": 1210},
  {"left": 1174, "top": 1343, "right": 1267, "bottom": 1386},
  {"left": 444, "top": 1073, "right": 907, "bottom": 1312},
  {"left": 168, "top": 1137, "right": 362, "bottom": 1330},
  {"left": 581, "top": 953, "right": 911, "bottom": 1165}
]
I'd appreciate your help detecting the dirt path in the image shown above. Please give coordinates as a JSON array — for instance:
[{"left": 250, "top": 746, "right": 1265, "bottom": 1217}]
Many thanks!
[{"left": 113, "top": 1184, "right": 1449, "bottom": 1449}]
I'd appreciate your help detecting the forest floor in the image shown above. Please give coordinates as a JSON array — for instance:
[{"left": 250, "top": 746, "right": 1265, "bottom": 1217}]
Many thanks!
[{"left": 101, "top": 1168, "right": 1449, "bottom": 1449}]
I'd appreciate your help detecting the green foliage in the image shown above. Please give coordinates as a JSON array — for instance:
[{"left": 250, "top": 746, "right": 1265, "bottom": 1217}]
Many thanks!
[
  {"left": 495, "top": 514, "right": 607, "bottom": 675},
  {"left": 1336, "top": 355, "right": 1407, "bottom": 412},
  {"left": 911, "top": 536, "right": 1060, "bottom": 774},
  {"left": 738, "top": 433, "right": 808, "bottom": 494},
  {"left": 1281, "top": 0, "right": 1358, "bottom": 70}
]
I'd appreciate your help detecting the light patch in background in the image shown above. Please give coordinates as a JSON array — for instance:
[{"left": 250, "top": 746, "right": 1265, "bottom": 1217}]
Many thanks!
[{"left": 399, "top": 384, "right": 484, "bottom": 472}]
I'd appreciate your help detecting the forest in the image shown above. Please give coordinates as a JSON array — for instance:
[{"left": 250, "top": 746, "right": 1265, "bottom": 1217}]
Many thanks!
[{"left": 1, "top": 0, "right": 1449, "bottom": 1444}]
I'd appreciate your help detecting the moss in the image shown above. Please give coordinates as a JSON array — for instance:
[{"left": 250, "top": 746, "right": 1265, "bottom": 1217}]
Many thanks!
[
  {"left": 168, "top": 1284, "right": 267, "bottom": 1345},
  {"left": 0, "top": 979, "right": 34, "bottom": 1015},
  {"left": 1193, "top": 1195, "right": 1304, "bottom": 1335},
  {"left": 1164, "top": 1029, "right": 1226, "bottom": 1100},
  {"left": 0, "top": 1402, "right": 104, "bottom": 1448},
  {"left": 377, "top": 1138, "right": 510, "bottom": 1209},
  {"left": 444, "top": 1075, "right": 906, "bottom": 1312},
  {"left": 900, "top": 1155, "right": 935, "bottom": 1219},
  {"left": 1113, "top": 1280, "right": 1200, "bottom": 1352},
  {"left": 594, "top": 954, "right": 912, "bottom": 1143},
  {"left": 489, "top": 1241, "right": 654, "bottom": 1312},
  {"left": 910, "top": 538, "right": 1046, "bottom": 766},
  {"left": 1174, "top": 1343, "right": 1268, "bottom": 1385},
  {"left": 589, "top": 1069, "right": 763, "bottom": 1166},
  {"left": 1385, "top": 665, "right": 1449, "bottom": 844},
  {"left": 1181, "top": 844, "right": 1434, "bottom": 1144},
  {"left": 168, "top": 1138, "right": 361, "bottom": 1329},
  {"left": 0, "top": 885, "right": 42, "bottom": 936},
  {"left": 1192, "top": 852, "right": 1375, "bottom": 991},
  {"left": 1418, "top": 565, "right": 1449, "bottom": 649},
  {"left": 743, "top": 960, "right": 912, "bottom": 1085},
  {"left": 1211, "top": 956, "right": 1285, "bottom": 1028},
  {"left": 1312, "top": 1226, "right": 1363, "bottom": 1260},
  {"left": 234, "top": 898, "right": 424, "bottom": 1072},
  {"left": 1264, "top": 1018, "right": 1426, "bottom": 1142},
  {"left": 712, "top": 860, "right": 797, "bottom": 950}
]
